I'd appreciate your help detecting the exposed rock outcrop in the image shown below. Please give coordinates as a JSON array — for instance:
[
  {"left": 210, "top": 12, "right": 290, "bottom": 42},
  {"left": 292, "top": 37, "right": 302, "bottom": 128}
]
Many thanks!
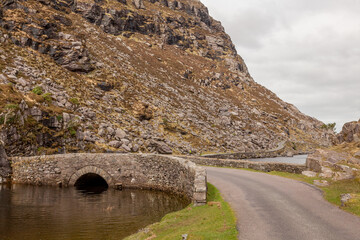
[
  {"left": 0, "top": 0, "right": 333, "bottom": 157},
  {"left": 305, "top": 119, "right": 360, "bottom": 181},
  {"left": 0, "top": 141, "right": 11, "bottom": 181},
  {"left": 336, "top": 119, "right": 360, "bottom": 144}
]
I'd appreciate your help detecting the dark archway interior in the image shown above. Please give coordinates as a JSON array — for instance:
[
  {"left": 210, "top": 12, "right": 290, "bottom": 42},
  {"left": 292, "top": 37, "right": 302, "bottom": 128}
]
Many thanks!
[{"left": 74, "top": 173, "right": 108, "bottom": 194}]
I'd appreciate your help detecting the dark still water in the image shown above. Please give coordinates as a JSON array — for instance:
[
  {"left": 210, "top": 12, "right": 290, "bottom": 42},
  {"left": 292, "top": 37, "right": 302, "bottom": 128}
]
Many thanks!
[{"left": 0, "top": 184, "right": 190, "bottom": 240}]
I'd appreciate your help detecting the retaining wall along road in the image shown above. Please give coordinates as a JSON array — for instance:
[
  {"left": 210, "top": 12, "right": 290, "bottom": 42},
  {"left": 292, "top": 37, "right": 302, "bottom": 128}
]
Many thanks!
[
  {"left": 10, "top": 154, "right": 207, "bottom": 206},
  {"left": 181, "top": 156, "right": 306, "bottom": 174}
]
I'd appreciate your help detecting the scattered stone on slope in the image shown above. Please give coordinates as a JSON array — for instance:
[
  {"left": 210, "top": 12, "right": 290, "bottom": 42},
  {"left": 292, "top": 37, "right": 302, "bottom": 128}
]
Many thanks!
[{"left": 306, "top": 149, "right": 359, "bottom": 182}]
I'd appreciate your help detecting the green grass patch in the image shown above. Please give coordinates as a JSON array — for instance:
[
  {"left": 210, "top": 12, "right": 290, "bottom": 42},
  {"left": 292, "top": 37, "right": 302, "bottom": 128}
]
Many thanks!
[
  {"left": 5, "top": 103, "right": 19, "bottom": 110},
  {"left": 322, "top": 179, "right": 360, "bottom": 215},
  {"left": 69, "top": 98, "right": 80, "bottom": 105},
  {"left": 124, "top": 183, "right": 238, "bottom": 240},
  {"left": 32, "top": 86, "right": 43, "bottom": 95},
  {"left": 42, "top": 92, "right": 52, "bottom": 103}
]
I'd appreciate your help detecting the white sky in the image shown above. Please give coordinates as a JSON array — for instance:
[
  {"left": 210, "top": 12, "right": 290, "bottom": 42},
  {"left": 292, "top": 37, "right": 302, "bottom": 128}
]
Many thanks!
[{"left": 201, "top": 0, "right": 360, "bottom": 130}]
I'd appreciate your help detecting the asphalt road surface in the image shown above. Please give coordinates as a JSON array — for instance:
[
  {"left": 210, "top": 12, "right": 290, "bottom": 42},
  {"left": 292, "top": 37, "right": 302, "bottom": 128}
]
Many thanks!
[{"left": 206, "top": 167, "right": 360, "bottom": 240}]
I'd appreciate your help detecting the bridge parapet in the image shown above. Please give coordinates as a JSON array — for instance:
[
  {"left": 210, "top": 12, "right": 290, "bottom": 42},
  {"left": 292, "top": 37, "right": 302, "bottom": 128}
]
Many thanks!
[{"left": 10, "top": 154, "right": 207, "bottom": 206}]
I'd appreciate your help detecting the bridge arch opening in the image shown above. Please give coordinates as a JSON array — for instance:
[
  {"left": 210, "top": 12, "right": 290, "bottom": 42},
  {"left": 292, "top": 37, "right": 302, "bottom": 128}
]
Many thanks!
[
  {"left": 69, "top": 166, "right": 113, "bottom": 194},
  {"left": 74, "top": 173, "right": 108, "bottom": 194}
]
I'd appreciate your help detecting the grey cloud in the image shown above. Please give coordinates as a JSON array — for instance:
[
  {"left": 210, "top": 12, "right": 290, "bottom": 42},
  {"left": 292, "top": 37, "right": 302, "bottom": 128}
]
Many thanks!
[{"left": 202, "top": 0, "right": 360, "bottom": 129}]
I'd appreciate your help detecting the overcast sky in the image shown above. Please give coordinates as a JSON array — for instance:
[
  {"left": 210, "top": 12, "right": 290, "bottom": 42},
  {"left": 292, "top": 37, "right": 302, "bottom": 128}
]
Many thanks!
[{"left": 201, "top": 0, "right": 360, "bottom": 131}]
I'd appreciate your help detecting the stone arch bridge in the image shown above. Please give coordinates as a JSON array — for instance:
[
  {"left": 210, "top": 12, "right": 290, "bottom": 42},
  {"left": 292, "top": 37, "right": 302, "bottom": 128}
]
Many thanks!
[{"left": 10, "top": 153, "right": 207, "bottom": 205}]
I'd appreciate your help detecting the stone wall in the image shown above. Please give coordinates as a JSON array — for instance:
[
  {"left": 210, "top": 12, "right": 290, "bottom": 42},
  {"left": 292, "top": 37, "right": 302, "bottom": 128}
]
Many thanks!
[
  {"left": 201, "top": 141, "right": 289, "bottom": 159},
  {"left": 10, "top": 154, "right": 207, "bottom": 206},
  {"left": 182, "top": 156, "right": 306, "bottom": 174},
  {"left": 0, "top": 141, "right": 11, "bottom": 183},
  {"left": 202, "top": 151, "right": 284, "bottom": 160}
]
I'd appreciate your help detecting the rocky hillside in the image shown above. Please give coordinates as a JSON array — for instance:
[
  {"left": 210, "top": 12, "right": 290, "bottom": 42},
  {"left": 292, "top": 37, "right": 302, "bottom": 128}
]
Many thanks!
[
  {"left": 0, "top": 0, "right": 333, "bottom": 157},
  {"left": 305, "top": 119, "right": 360, "bottom": 183}
]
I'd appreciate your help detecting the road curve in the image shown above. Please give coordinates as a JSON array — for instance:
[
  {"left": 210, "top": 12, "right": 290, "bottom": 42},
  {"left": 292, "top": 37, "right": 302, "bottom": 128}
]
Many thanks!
[{"left": 206, "top": 167, "right": 360, "bottom": 240}]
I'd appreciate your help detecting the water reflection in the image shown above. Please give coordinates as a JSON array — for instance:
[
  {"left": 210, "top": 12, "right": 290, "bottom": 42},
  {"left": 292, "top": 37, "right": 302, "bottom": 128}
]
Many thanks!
[{"left": 0, "top": 184, "right": 189, "bottom": 240}]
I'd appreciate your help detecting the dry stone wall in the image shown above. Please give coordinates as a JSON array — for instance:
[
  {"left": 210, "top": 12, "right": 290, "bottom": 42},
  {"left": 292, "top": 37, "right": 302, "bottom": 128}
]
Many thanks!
[
  {"left": 182, "top": 156, "right": 306, "bottom": 174},
  {"left": 10, "top": 153, "right": 207, "bottom": 206}
]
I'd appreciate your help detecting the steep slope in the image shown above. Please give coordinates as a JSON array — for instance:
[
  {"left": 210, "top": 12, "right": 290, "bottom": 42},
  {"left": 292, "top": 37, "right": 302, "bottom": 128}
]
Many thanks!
[{"left": 0, "top": 0, "right": 333, "bottom": 156}]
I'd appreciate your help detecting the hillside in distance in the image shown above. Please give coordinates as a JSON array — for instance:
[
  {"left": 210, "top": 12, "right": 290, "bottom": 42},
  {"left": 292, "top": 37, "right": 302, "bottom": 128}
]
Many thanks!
[{"left": 0, "top": 0, "right": 333, "bottom": 156}]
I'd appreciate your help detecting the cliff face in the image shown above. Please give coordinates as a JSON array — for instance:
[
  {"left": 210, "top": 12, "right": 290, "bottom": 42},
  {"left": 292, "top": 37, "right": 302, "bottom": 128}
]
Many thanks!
[{"left": 0, "top": 0, "right": 333, "bottom": 156}]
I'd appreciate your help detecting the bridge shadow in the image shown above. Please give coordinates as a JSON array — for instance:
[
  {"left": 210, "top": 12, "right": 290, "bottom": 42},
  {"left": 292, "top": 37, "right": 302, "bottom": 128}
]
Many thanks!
[{"left": 74, "top": 173, "right": 108, "bottom": 194}]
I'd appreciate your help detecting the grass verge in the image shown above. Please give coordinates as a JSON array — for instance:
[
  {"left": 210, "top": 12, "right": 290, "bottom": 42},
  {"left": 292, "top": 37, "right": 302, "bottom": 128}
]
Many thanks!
[{"left": 124, "top": 183, "right": 238, "bottom": 240}]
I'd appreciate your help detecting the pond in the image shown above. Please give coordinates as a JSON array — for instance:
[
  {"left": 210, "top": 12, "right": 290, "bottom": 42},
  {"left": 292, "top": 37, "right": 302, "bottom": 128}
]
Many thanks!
[
  {"left": 0, "top": 183, "right": 190, "bottom": 240},
  {"left": 248, "top": 154, "right": 308, "bottom": 165}
]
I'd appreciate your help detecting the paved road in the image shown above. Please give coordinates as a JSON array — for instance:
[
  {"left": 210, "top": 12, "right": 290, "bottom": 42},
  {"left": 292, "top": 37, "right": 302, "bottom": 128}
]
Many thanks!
[{"left": 206, "top": 167, "right": 360, "bottom": 240}]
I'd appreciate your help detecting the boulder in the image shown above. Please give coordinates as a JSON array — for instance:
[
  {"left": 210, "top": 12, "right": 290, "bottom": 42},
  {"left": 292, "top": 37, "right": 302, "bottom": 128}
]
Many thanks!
[
  {"left": 97, "top": 82, "right": 113, "bottom": 91},
  {"left": 121, "top": 144, "right": 131, "bottom": 152},
  {"left": 302, "top": 171, "right": 317, "bottom": 178},
  {"left": 340, "top": 193, "right": 353, "bottom": 207},
  {"left": 109, "top": 140, "right": 122, "bottom": 148},
  {"left": 313, "top": 180, "right": 329, "bottom": 187},
  {"left": 0, "top": 141, "right": 11, "bottom": 179},
  {"left": 319, "top": 167, "right": 334, "bottom": 178},
  {"left": 333, "top": 172, "right": 354, "bottom": 181},
  {"left": 149, "top": 140, "right": 172, "bottom": 154},
  {"left": 157, "top": 142, "right": 172, "bottom": 154},
  {"left": 115, "top": 128, "right": 126, "bottom": 140},
  {"left": 121, "top": 138, "right": 130, "bottom": 146},
  {"left": 306, "top": 153, "right": 323, "bottom": 172},
  {"left": 336, "top": 120, "right": 360, "bottom": 143}
]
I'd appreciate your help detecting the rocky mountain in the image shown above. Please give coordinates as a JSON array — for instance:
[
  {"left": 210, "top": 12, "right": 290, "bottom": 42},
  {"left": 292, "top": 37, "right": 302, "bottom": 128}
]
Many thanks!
[{"left": 0, "top": 0, "right": 333, "bottom": 157}]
